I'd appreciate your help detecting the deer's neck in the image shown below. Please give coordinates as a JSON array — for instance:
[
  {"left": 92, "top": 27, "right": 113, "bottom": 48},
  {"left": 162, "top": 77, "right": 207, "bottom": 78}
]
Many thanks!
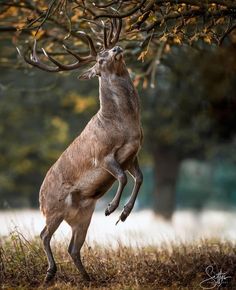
[{"left": 98, "top": 72, "right": 140, "bottom": 121}]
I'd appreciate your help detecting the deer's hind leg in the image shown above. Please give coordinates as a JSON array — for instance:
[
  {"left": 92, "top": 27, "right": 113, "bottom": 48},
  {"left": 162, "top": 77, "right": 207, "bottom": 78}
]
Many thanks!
[
  {"left": 67, "top": 204, "right": 95, "bottom": 281},
  {"left": 40, "top": 215, "right": 63, "bottom": 284},
  {"left": 102, "top": 156, "right": 127, "bottom": 216}
]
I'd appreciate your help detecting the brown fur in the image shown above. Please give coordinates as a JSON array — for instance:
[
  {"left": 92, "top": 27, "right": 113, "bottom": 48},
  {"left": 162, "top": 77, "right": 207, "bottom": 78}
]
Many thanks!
[{"left": 39, "top": 46, "right": 143, "bottom": 283}]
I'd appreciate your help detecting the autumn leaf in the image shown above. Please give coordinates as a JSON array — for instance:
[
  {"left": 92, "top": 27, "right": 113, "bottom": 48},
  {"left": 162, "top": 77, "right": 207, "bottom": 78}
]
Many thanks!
[
  {"left": 143, "top": 78, "right": 148, "bottom": 89},
  {"left": 204, "top": 35, "right": 212, "bottom": 44},
  {"left": 173, "top": 35, "right": 182, "bottom": 45},
  {"left": 138, "top": 50, "right": 148, "bottom": 62},
  {"left": 133, "top": 76, "right": 141, "bottom": 88},
  {"left": 31, "top": 30, "right": 45, "bottom": 39},
  {"left": 147, "top": 14, "right": 157, "bottom": 23},
  {"left": 216, "top": 17, "right": 225, "bottom": 25},
  {"left": 186, "top": 17, "right": 197, "bottom": 25},
  {"left": 159, "top": 35, "right": 167, "bottom": 42},
  {"left": 164, "top": 43, "right": 171, "bottom": 53},
  {"left": 15, "top": 23, "right": 25, "bottom": 31}
]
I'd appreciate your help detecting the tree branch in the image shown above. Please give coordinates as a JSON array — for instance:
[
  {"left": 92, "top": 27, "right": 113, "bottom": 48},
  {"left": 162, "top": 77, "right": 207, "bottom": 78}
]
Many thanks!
[
  {"left": 142, "top": 9, "right": 236, "bottom": 32},
  {"left": 219, "top": 23, "right": 236, "bottom": 45},
  {"left": 94, "top": 0, "right": 147, "bottom": 19}
]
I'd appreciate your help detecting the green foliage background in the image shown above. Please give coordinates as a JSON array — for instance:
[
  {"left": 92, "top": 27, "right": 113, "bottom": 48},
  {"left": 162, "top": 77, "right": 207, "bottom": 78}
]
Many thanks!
[
  {"left": 0, "top": 37, "right": 236, "bottom": 211},
  {"left": 0, "top": 67, "right": 99, "bottom": 207}
]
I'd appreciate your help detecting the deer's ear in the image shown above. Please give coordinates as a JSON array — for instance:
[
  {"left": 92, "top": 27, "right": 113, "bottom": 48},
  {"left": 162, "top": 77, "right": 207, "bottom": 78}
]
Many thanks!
[{"left": 78, "top": 66, "right": 98, "bottom": 80}]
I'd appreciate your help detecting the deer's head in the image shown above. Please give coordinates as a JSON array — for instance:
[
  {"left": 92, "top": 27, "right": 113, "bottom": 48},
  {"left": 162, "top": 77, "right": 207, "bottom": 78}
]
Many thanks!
[
  {"left": 79, "top": 46, "right": 125, "bottom": 80},
  {"left": 20, "top": 19, "right": 124, "bottom": 79}
]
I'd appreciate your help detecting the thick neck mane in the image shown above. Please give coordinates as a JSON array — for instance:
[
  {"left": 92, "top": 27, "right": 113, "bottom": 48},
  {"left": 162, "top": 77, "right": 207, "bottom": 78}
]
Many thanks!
[{"left": 98, "top": 66, "right": 140, "bottom": 120}]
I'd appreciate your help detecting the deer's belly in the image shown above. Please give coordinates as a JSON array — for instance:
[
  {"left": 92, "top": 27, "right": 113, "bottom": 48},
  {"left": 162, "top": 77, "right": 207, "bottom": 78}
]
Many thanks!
[{"left": 76, "top": 167, "right": 115, "bottom": 198}]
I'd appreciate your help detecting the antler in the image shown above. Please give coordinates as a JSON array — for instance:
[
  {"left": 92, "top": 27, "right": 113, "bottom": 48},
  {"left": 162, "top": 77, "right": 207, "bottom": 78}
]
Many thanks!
[
  {"left": 103, "top": 18, "right": 122, "bottom": 49},
  {"left": 18, "top": 19, "right": 122, "bottom": 72},
  {"left": 19, "top": 31, "right": 97, "bottom": 72}
]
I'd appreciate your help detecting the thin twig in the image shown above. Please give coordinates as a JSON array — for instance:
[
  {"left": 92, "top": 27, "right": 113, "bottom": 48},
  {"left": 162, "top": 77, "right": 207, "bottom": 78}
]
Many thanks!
[{"left": 94, "top": 0, "right": 147, "bottom": 19}]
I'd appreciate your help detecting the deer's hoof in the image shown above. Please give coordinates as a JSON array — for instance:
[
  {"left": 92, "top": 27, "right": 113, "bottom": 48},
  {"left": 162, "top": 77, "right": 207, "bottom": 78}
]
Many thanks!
[
  {"left": 105, "top": 207, "right": 111, "bottom": 216},
  {"left": 82, "top": 272, "right": 92, "bottom": 282},
  {"left": 120, "top": 212, "right": 128, "bottom": 222},
  {"left": 120, "top": 206, "right": 132, "bottom": 222},
  {"left": 44, "top": 276, "right": 54, "bottom": 285},
  {"left": 44, "top": 269, "right": 56, "bottom": 284},
  {"left": 105, "top": 203, "right": 117, "bottom": 216}
]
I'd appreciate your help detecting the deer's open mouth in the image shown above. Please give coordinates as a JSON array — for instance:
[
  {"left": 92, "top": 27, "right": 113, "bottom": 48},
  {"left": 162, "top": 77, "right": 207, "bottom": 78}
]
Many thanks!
[{"left": 114, "top": 51, "right": 123, "bottom": 60}]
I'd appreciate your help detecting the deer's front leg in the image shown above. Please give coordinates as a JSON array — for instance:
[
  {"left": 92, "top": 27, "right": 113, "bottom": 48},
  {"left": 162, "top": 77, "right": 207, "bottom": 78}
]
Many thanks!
[
  {"left": 102, "top": 156, "right": 127, "bottom": 216},
  {"left": 118, "top": 158, "right": 143, "bottom": 223}
]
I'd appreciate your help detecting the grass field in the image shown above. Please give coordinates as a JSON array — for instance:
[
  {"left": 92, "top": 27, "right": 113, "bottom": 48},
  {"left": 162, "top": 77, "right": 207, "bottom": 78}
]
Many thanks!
[{"left": 0, "top": 231, "right": 236, "bottom": 289}]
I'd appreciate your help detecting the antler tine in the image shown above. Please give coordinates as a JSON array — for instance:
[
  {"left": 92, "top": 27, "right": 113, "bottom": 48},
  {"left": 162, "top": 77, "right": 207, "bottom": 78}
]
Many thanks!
[
  {"left": 62, "top": 45, "right": 84, "bottom": 61},
  {"left": 113, "top": 17, "right": 118, "bottom": 31},
  {"left": 23, "top": 40, "right": 60, "bottom": 72},
  {"left": 107, "top": 19, "right": 114, "bottom": 46},
  {"left": 103, "top": 22, "right": 108, "bottom": 49},
  {"left": 111, "top": 18, "right": 122, "bottom": 46},
  {"left": 41, "top": 48, "right": 85, "bottom": 71},
  {"left": 76, "top": 31, "right": 97, "bottom": 57}
]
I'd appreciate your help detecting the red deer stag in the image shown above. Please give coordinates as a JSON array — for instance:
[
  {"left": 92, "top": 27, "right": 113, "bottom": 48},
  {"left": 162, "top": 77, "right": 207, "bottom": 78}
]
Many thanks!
[{"left": 21, "top": 19, "right": 143, "bottom": 283}]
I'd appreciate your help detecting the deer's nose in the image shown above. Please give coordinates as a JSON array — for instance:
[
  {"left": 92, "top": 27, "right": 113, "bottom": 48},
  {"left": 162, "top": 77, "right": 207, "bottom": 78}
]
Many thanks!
[{"left": 112, "top": 46, "right": 123, "bottom": 53}]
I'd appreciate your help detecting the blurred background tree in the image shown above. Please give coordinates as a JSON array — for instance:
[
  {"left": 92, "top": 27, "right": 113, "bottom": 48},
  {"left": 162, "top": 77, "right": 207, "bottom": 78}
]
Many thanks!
[
  {"left": 0, "top": 69, "right": 98, "bottom": 207},
  {"left": 143, "top": 45, "right": 236, "bottom": 217},
  {"left": 0, "top": 0, "right": 236, "bottom": 217}
]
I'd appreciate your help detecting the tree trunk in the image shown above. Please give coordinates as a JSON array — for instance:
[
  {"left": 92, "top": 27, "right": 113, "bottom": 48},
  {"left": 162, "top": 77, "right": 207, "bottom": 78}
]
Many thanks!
[{"left": 152, "top": 147, "right": 181, "bottom": 219}]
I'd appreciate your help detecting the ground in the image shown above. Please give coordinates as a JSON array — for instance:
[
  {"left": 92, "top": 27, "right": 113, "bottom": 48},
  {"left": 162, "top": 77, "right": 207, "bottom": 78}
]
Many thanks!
[{"left": 1, "top": 231, "right": 236, "bottom": 289}]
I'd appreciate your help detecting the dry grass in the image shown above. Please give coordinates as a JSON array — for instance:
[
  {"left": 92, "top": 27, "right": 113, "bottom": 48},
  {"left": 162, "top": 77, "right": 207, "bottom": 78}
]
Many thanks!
[{"left": 0, "top": 231, "right": 236, "bottom": 289}]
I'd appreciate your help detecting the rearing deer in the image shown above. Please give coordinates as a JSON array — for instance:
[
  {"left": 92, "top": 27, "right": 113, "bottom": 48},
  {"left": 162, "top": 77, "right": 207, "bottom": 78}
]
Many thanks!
[{"left": 21, "top": 19, "right": 143, "bottom": 283}]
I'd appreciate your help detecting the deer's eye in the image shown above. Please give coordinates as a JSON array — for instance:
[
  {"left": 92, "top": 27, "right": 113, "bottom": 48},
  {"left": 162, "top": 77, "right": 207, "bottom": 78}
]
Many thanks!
[{"left": 99, "top": 59, "right": 104, "bottom": 65}]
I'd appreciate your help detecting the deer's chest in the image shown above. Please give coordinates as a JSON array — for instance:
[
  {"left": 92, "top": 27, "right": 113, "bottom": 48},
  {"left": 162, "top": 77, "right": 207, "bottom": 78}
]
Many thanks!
[
  {"left": 92, "top": 114, "right": 142, "bottom": 164},
  {"left": 115, "top": 127, "right": 142, "bottom": 165}
]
